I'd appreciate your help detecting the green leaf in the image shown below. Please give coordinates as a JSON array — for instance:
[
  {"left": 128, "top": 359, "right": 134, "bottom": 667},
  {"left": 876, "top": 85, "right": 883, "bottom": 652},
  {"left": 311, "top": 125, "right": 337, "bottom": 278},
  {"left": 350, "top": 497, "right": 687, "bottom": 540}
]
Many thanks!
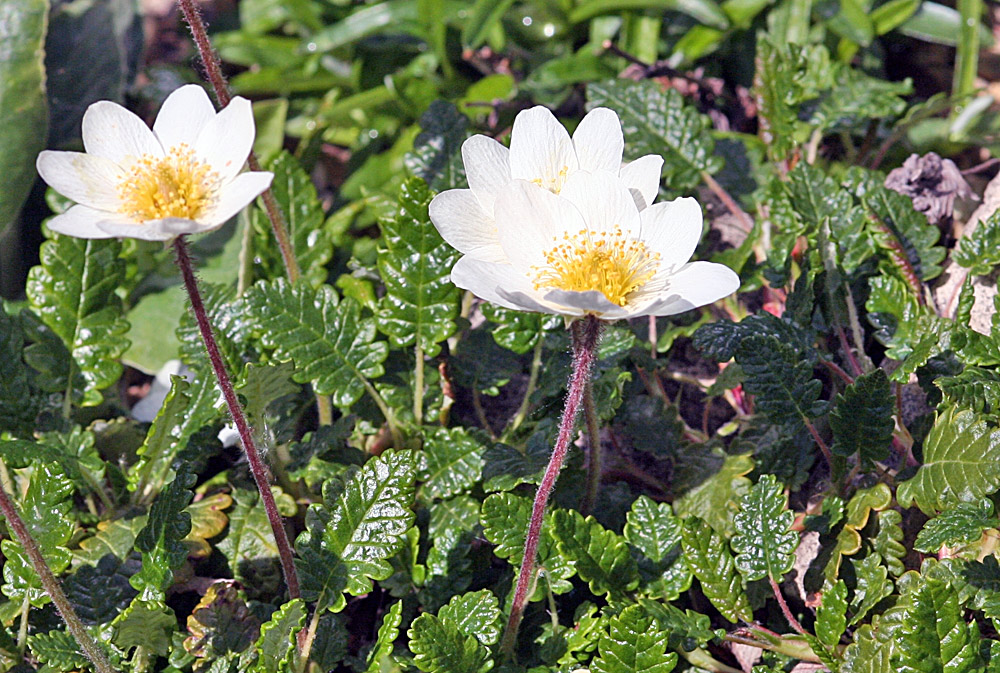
[
  {"left": 937, "top": 367, "right": 1000, "bottom": 417},
  {"left": 481, "top": 304, "right": 559, "bottom": 354},
  {"left": 915, "top": 499, "right": 999, "bottom": 553},
  {"left": 365, "top": 600, "right": 403, "bottom": 673},
  {"left": 461, "top": 0, "right": 517, "bottom": 48},
  {"left": 175, "top": 284, "right": 249, "bottom": 374},
  {"left": 245, "top": 279, "right": 388, "bottom": 409},
  {"left": 129, "top": 375, "right": 219, "bottom": 504},
  {"left": 896, "top": 406, "right": 1000, "bottom": 515},
  {"left": 0, "top": 304, "right": 43, "bottom": 435},
  {"left": 552, "top": 509, "right": 639, "bottom": 597},
  {"left": 110, "top": 598, "right": 176, "bottom": 659},
  {"left": 419, "top": 427, "right": 486, "bottom": 500},
  {"left": 680, "top": 517, "right": 752, "bottom": 623},
  {"left": 872, "top": 509, "right": 906, "bottom": 578},
  {"left": 252, "top": 152, "right": 334, "bottom": 287},
  {"left": 954, "top": 210, "right": 1000, "bottom": 276},
  {"left": 25, "top": 235, "right": 130, "bottom": 406},
  {"left": 625, "top": 496, "right": 692, "bottom": 600},
  {"left": 586, "top": 79, "right": 722, "bottom": 190},
  {"left": 848, "top": 553, "right": 893, "bottom": 626},
  {"left": 811, "top": 67, "right": 911, "bottom": 133},
  {"left": 816, "top": 580, "right": 848, "bottom": 647},
  {"left": 254, "top": 599, "right": 305, "bottom": 673},
  {"left": 404, "top": 101, "right": 468, "bottom": 192},
  {"left": 865, "top": 274, "right": 938, "bottom": 364},
  {"left": 479, "top": 492, "right": 574, "bottom": 597},
  {"left": 894, "top": 578, "right": 983, "bottom": 672},
  {"left": 673, "top": 451, "right": 754, "bottom": 537},
  {"left": 638, "top": 599, "right": 722, "bottom": 651},
  {"left": 437, "top": 590, "right": 502, "bottom": 647},
  {"left": 27, "top": 629, "right": 90, "bottom": 672},
  {"left": 131, "top": 471, "right": 195, "bottom": 596},
  {"left": 235, "top": 361, "right": 301, "bottom": 429},
  {"left": 829, "top": 369, "right": 895, "bottom": 467},
  {"left": 408, "top": 612, "right": 493, "bottom": 673},
  {"left": 0, "top": 0, "right": 47, "bottom": 233},
  {"left": 731, "top": 474, "right": 797, "bottom": 582},
  {"left": 301, "top": 450, "right": 417, "bottom": 612},
  {"left": 591, "top": 604, "right": 678, "bottom": 673},
  {"left": 377, "top": 177, "right": 460, "bottom": 358},
  {"left": 218, "top": 489, "right": 283, "bottom": 596},
  {"left": 842, "top": 624, "right": 893, "bottom": 673},
  {"left": 735, "top": 334, "right": 825, "bottom": 431},
  {"left": 73, "top": 516, "right": 146, "bottom": 566},
  {"left": 63, "top": 555, "right": 137, "bottom": 626}
]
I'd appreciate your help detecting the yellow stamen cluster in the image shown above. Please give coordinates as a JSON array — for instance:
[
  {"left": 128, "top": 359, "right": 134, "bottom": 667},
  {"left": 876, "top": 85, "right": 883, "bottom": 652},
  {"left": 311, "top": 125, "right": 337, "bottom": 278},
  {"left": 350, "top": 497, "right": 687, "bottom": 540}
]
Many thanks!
[
  {"left": 531, "top": 165, "right": 571, "bottom": 193},
  {"left": 117, "top": 144, "right": 217, "bottom": 222},
  {"left": 533, "top": 225, "right": 660, "bottom": 307}
]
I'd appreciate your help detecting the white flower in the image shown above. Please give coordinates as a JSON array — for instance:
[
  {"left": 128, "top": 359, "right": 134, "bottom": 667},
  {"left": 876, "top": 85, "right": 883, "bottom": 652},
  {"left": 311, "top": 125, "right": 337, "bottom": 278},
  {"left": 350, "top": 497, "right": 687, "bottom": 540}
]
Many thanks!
[
  {"left": 36, "top": 85, "right": 273, "bottom": 241},
  {"left": 435, "top": 169, "right": 740, "bottom": 320},
  {"left": 429, "top": 105, "right": 664, "bottom": 263}
]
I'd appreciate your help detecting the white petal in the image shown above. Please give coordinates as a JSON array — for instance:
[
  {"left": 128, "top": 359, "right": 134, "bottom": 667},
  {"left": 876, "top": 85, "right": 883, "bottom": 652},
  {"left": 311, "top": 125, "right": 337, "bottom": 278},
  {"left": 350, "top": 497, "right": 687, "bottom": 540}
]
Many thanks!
[
  {"left": 82, "top": 101, "right": 163, "bottom": 164},
  {"left": 572, "top": 107, "right": 624, "bottom": 174},
  {"left": 620, "top": 154, "right": 663, "bottom": 208},
  {"left": 494, "top": 180, "right": 586, "bottom": 271},
  {"left": 541, "top": 289, "right": 631, "bottom": 320},
  {"left": 462, "top": 135, "right": 510, "bottom": 216},
  {"left": 96, "top": 217, "right": 212, "bottom": 241},
  {"left": 640, "top": 197, "right": 704, "bottom": 270},
  {"left": 558, "top": 171, "right": 640, "bottom": 239},
  {"left": 46, "top": 205, "right": 124, "bottom": 239},
  {"left": 201, "top": 171, "right": 274, "bottom": 227},
  {"left": 36, "top": 150, "right": 124, "bottom": 211},
  {"left": 450, "top": 256, "right": 554, "bottom": 313},
  {"left": 428, "top": 189, "right": 507, "bottom": 263},
  {"left": 193, "top": 96, "right": 255, "bottom": 182},
  {"left": 153, "top": 85, "right": 217, "bottom": 150},
  {"left": 508, "top": 106, "right": 578, "bottom": 193},
  {"left": 641, "top": 261, "right": 740, "bottom": 316}
]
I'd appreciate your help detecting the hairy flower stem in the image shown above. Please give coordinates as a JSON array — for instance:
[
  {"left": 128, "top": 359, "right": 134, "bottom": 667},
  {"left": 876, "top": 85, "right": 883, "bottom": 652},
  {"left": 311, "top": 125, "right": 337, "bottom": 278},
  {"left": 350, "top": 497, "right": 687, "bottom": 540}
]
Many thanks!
[
  {"left": 173, "top": 236, "right": 301, "bottom": 600},
  {"left": 500, "top": 315, "right": 603, "bottom": 658},
  {"left": 0, "top": 481, "right": 114, "bottom": 673}
]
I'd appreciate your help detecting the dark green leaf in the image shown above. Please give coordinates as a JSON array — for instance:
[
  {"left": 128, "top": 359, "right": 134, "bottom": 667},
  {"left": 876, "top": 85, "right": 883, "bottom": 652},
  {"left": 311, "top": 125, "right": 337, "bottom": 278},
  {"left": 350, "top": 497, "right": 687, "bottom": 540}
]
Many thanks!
[
  {"left": 591, "top": 604, "right": 677, "bottom": 673},
  {"left": 481, "top": 304, "right": 560, "bottom": 355},
  {"left": 408, "top": 611, "right": 493, "bottom": 673},
  {"left": 218, "top": 489, "right": 284, "bottom": 598},
  {"left": 896, "top": 406, "right": 1000, "bottom": 515},
  {"left": 731, "top": 474, "right": 798, "bottom": 582},
  {"left": 252, "top": 152, "right": 334, "bottom": 287},
  {"left": 377, "top": 177, "right": 460, "bottom": 358},
  {"left": 954, "top": 210, "right": 1000, "bottom": 276},
  {"left": 419, "top": 427, "right": 486, "bottom": 500},
  {"left": 586, "top": 79, "right": 721, "bottom": 190},
  {"left": 25, "top": 235, "right": 130, "bottom": 406},
  {"left": 27, "top": 629, "right": 90, "bottom": 672},
  {"left": 64, "top": 555, "right": 138, "bottom": 626},
  {"left": 436, "top": 590, "right": 501, "bottom": 646},
  {"left": 176, "top": 284, "right": 249, "bottom": 374},
  {"left": 245, "top": 279, "right": 388, "bottom": 409},
  {"left": 365, "top": 600, "right": 403, "bottom": 673},
  {"left": 937, "top": 367, "right": 1000, "bottom": 417},
  {"left": 254, "top": 599, "right": 305, "bottom": 673},
  {"left": 915, "top": 500, "right": 998, "bottom": 553},
  {"left": 625, "top": 496, "right": 692, "bottom": 601},
  {"left": 829, "top": 369, "right": 895, "bottom": 467},
  {"left": 693, "top": 312, "right": 815, "bottom": 363},
  {"left": 0, "top": 0, "right": 47, "bottom": 232},
  {"left": 894, "top": 578, "right": 982, "bottom": 672},
  {"left": 404, "top": 102, "right": 468, "bottom": 192},
  {"left": 131, "top": 471, "right": 195, "bottom": 595},
  {"left": 552, "top": 508, "right": 640, "bottom": 596},
  {"left": 848, "top": 553, "right": 893, "bottom": 626},
  {"left": 735, "top": 334, "right": 825, "bottom": 430},
  {"left": 816, "top": 580, "right": 848, "bottom": 647},
  {"left": 680, "top": 517, "right": 752, "bottom": 623},
  {"left": 0, "top": 304, "right": 42, "bottom": 435}
]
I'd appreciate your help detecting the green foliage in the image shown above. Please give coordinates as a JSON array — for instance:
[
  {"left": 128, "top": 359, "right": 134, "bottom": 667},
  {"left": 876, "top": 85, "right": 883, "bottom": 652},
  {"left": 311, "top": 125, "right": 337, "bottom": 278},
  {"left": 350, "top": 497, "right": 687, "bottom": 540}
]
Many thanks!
[
  {"left": 591, "top": 604, "right": 678, "bottom": 673},
  {"left": 731, "top": 474, "right": 798, "bottom": 582},
  {"left": 253, "top": 599, "right": 305, "bottom": 673},
  {"left": 914, "top": 500, "right": 999, "bottom": 553},
  {"left": 377, "top": 177, "right": 460, "bottom": 358},
  {"left": 586, "top": 79, "right": 721, "bottom": 190},
  {"left": 0, "top": 304, "right": 42, "bottom": 435},
  {"left": 897, "top": 406, "right": 1000, "bottom": 515},
  {"left": 894, "top": 578, "right": 982, "bottom": 672},
  {"left": 419, "top": 427, "right": 486, "bottom": 500},
  {"left": 552, "top": 508, "right": 640, "bottom": 596},
  {"left": 953, "top": 210, "right": 1000, "bottom": 276},
  {"left": 816, "top": 580, "right": 848, "bottom": 647},
  {"left": 366, "top": 601, "right": 403, "bottom": 673},
  {"left": 937, "top": 367, "right": 1000, "bottom": 417},
  {"left": 245, "top": 279, "right": 388, "bottom": 409},
  {"left": 829, "top": 369, "right": 895, "bottom": 467},
  {"left": 736, "top": 335, "right": 825, "bottom": 431},
  {"left": 625, "top": 496, "right": 692, "bottom": 600},
  {"left": 28, "top": 629, "right": 90, "bottom": 672},
  {"left": 25, "top": 234, "right": 130, "bottom": 406},
  {"left": 681, "top": 517, "right": 753, "bottom": 623},
  {"left": 408, "top": 610, "right": 493, "bottom": 673},
  {"left": 131, "top": 471, "right": 195, "bottom": 596},
  {"left": 404, "top": 101, "right": 468, "bottom": 192}
]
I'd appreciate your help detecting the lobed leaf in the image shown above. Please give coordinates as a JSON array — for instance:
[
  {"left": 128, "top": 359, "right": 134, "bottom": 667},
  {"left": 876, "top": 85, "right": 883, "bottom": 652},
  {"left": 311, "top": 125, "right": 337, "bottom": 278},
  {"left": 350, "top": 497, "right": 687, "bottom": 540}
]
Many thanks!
[
  {"left": 735, "top": 335, "right": 825, "bottom": 431},
  {"left": 365, "top": 601, "right": 403, "bottom": 673},
  {"left": 408, "top": 612, "right": 493, "bottom": 673},
  {"left": 253, "top": 599, "right": 305, "bottom": 673},
  {"left": 404, "top": 101, "right": 468, "bottom": 192},
  {"left": 131, "top": 472, "right": 195, "bottom": 596},
  {"left": 436, "top": 590, "right": 502, "bottom": 647},
  {"left": 936, "top": 366, "right": 1000, "bottom": 417},
  {"left": 419, "top": 427, "right": 486, "bottom": 500},
  {"left": 680, "top": 517, "right": 752, "bottom": 623},
  {"left": 591, "top": 604, "right": 677, "bottom": 673},
  {"left": 816, "top": 580, "right": 848, "bottom": 647},
  {"left": 914, "top": 499, "right": 998, "bottom": 553},
  {"left": 953, "top": 209, "right": 1000, "bottom": 276},
  {"left": 893, "top": 578, "right": 982, "bottom": 672},
  {"left": 829, "top": 369, "right": 895, "bottom": 468},
  {"left": 731, "top": 474, "right": 798, "bottom": 582},
  {"left": 552, "top": 508, "right": 640, "bottom": 597}
]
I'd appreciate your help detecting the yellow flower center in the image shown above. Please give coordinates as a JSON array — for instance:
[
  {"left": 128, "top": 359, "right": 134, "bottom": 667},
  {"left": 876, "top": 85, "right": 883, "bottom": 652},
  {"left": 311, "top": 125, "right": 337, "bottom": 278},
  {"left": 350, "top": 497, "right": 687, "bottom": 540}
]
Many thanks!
[
  {"left": 117, "top": 144, "right": 218, "bottom": 222},
  {"left": 531, "top": 165, "right": 571, "bottom": 194},
  {"left": 533, "top": 225, "right": 660, "bottom": 307}
]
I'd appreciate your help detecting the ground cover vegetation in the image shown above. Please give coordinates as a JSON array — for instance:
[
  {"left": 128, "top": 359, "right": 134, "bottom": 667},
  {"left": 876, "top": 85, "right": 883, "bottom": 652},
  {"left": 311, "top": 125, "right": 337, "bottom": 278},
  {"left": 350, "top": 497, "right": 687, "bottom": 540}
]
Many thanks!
[{"left": 3, "top": 0, "right": 1000, "bottom": 671}]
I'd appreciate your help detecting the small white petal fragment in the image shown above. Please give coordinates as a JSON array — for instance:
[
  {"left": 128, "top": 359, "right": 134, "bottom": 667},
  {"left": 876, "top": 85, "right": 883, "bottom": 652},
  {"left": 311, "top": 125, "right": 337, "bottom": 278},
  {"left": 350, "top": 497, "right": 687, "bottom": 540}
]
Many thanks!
[{"left": 36, "top": 85, "right": 272, "bottom": 242}]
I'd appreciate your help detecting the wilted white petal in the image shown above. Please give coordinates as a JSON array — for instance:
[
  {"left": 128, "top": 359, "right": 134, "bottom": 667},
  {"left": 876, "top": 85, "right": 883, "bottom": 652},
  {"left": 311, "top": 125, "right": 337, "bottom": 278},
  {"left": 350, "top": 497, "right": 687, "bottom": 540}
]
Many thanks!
[
  {"left": 46, "top": 205, "right": 123, "bottom": 239},
  {"left": 572, "top": 107, "right": 624, "bottom": 174},
  {"left": 620, "top": 154, "right": 663, "bottom": 208},
  {"left": 639, "top": 197, "right": 704, "bottom": 270},
  {"left": 82, "top": 101, "right": 163, "bottom": 164},
  {"left": 153, "top": 85, "right": 217, "bottom": 150},
  {"left": 508, "top": 106, "right": 578, "bottom": 193},
  {"left": 462, "top": 135, "right": 510, "bottom": 216},
  {"left": 194, "top": 96, "right": 255, "bottom": 182},
  {"left": 429, "top": 189, "right": 507, "bottom": 263},
  {"left": 36, "top": 151, "right": 123, "bottom": 212},
  {"left": 201, "top": 171, "right": 274, "bottom": 227},
  {"left": 559, "top": 171, "right": 640, "bottom": 239}
]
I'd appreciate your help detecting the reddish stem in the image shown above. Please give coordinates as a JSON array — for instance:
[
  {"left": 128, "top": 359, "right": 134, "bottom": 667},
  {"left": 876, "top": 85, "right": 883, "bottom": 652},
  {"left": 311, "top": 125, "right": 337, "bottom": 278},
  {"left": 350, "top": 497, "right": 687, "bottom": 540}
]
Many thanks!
[
  {"left": 500, "top": 316, "right": 603, "bottom": 657},
  {"left": 0, "top": 485, "right": 113, "bottom": 673},
  {"left": 770, "top": 577, "right": 807, "bottom": 635},
  {"left": 173, "top": 236, "right": 300, "bottom": 600}
]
